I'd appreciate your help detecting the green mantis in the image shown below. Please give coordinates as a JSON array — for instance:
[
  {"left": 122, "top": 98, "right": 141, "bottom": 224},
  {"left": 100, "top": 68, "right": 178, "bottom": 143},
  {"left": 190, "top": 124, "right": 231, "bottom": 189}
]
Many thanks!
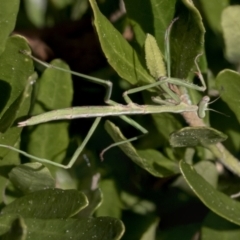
[{"left": 0, "top": 20, "right": 210, "bottom": 169}]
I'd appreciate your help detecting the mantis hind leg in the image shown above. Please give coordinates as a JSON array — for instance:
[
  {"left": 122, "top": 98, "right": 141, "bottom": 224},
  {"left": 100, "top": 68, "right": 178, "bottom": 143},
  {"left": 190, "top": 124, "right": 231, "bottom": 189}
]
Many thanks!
[{"left": 0, "top": 117, "right": 102, "bottom": 169}]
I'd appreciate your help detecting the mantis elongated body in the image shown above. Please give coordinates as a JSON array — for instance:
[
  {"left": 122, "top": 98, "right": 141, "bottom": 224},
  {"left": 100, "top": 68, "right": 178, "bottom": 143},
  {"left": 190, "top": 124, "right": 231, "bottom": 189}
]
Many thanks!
[
  {"left": 0, "top": 53, "right": 207, "bottom": 168},
  {"left": 0, "top": 19, "right": 209, "bottom": 169},
  {"left": 18, "top": 102, "right": 198, "bottom": 127}
]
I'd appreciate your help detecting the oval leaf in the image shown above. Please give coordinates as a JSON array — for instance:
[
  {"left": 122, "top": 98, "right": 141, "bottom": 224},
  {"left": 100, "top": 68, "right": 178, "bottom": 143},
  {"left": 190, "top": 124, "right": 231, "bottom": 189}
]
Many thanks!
[
  {"left": 0, "top": 36, "right": 34, "bottom": 158},
  {"left": 216, "top": 69, "right": 240, "bottom": 125},
  {"left": 0, "top": 214, "right": 124, "bottom": 240},
  {"left": 170, "top": 127, "right": 227, "bottom": 147},
  {"left": 24, "top": 0, "right": 46, "bottom": 27},
  {"left": 1, "top": 189, "right": 88, "bottom": 219},
  {"left": 180, "top": 160, "right": 240, "bottom": 226},
  {"left": 0, "top": 214, "right": 27, "bottom": 238},
  {"left": 9, "top": 163, "right": 55, "bottom": 194},
  {"left": 0, "top": 0, "right": 20, "bottom": 54},
  {"left": 124, "top": 0, "right": 176, "bottom": 50},
  {"left": 221, "top": 6, "right": 240, "bottom": 64},
  {"left": 198, "top": 0, "right": 229, "bottom": 33},
  {"left": 0, "top": 73, "right": 37, "bottom": 133},
  {"left": 105, "top": 120, "right": 179, "bottom": 177},
  {"left": 89, "top": 0, "right": 154, "bottom": 85},
  {"left": 1, "top": 216, "right": 27, "bottom": 240},
  {"left": 170, "top": 0, "right": 205, "bottom": 78},
  {"left": 202, "top": 212, "right": 240, "bottom": 240},
  {"left": 23, "top": 217, "right": 124, "bottom": 240}
]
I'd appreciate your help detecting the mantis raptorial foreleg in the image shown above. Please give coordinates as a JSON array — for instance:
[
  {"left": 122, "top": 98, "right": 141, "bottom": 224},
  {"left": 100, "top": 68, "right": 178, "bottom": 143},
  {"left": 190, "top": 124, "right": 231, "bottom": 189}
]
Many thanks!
[
  {"left": 122, "top": 54, "right": 206, "bottom": 105},
  {"left": 144, "top": 17, "right": 206, "bottom": 106}
]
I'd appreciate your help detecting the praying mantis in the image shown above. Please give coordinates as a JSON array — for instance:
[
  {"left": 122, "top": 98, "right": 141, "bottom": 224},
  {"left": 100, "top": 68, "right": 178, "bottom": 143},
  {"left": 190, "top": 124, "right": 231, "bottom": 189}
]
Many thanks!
[{"left": 0, "top": 19, "right": 210, "bottom": 169}]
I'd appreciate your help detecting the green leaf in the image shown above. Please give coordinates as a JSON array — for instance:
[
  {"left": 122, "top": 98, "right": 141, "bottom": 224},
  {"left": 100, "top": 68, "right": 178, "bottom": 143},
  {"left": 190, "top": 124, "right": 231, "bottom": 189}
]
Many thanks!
[
  {"left": 116, "top": 203, "right": 157, "bottom": 240},
  {"left": 96, "top": 179, "right": 122, "bottom": 219},
  {"left": 0, "top": 36, "right": 34, "bottom": 118},
  {"left": 89, "top": 0, "right": 154, "bottom": 85},
  {"left": 173, "top": 161, "right": 218, "bottom": 196},
  {"left": 194, "top": 161, "right": 218, "bottom": 188},
  {"left": 128, "top": 19, "right": 146, "bottom": 52},
  {"left": 221, "top": 6, "right": 240, "bottom": 64},
  {"left": 71, "top": 0, "right": 89, "bottom": 20},
  {"left": 0, "top": 0, "right": 20, "bottom": 55},
  {"left": 27, "top": 59, "right": 73, "bottom": 165},
  {"left": 200, "top": 71, "right": 240, "bottom": 176},
  {"left": 24, "top": 0, "right": 46, "bottom": 27},
  {"left": 137, "top": 149, "right": 179, "bottom": 176},
  {"left": 125, "top": 0, "right": 176, "bottom": 51},
  {"left": 0, "top": 140, "right": 21, "bottom": 175},
  {"left": 9, "top": 163, "right": 55, "bottom": 194},
  {"left": 22, "top": 217, "right": 124, "bottom": 240},
  {"left": 55, "top": 168, "right": 77, "bottom": 190},
  {"left": 0, "top": 215, "right": 25, "bottom": 236},
  {"left": 145, "top": 34, "right": 166, "bottom": 79},
  {"left": 216, "top": 69, "right": 240, "bottom": 125},
  {"left": 0, "top": 214, "right": 125, "bottom": 240},
  {"left": 0, "top": 141, "right": 21, "bottom": 205},
  {"left": 170, "top": 127, "right": 228, "bottom": 147},
  {"left": 105, "top": 120, "right": 179, "bottom": 177},
  {"left": 210, "top": 77, "right": 240, "bottom": 155},
  {"left": 0, "top": 36, "right": 34, "bottom": 158},
  {"left": 1, "top": 189, "right": 88, "bottom": 218},
  {"left": 170, "top": 0, "right": 205, "bottom": 78},
  {"left": 78, "top": 188, "right": 102, "bottom": 217},
  {"left": 71, "top": 163, "right": 102, "bottom": 217},
  {"left": 198, "top": 0, "right": 229, "bottom": 33},
  {"left": 0, "top": 73, "right": 37, "bottom": 133},
  {"left": 202, "top": 212, "right": 240, "bottom": 240},
  {"left": 140, "top": 217, "right": 159, "bottom": 240},
  {"left": 180, "top": 160, "right": 240, "bottom": 226},
  {"left": 151, "top": 111, "right": 183, "bottom": 142},
  {"left": 1, "top": 216, "right": 27, "bottom": 240}
]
